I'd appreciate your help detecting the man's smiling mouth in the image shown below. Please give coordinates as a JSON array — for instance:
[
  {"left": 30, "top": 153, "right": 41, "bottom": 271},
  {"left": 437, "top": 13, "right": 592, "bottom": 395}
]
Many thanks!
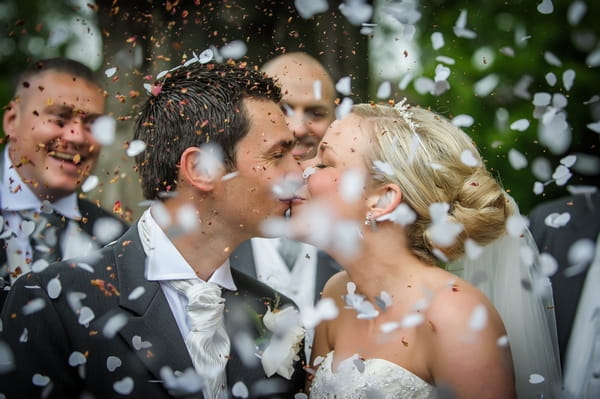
[{"left": 48, "top": 150, "right": 83, "bottom": 164}]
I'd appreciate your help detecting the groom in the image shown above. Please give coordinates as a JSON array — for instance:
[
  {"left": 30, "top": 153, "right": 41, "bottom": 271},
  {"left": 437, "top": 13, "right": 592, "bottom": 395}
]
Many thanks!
[{"left": 0, "top": 61, "right": 306, "bottom": 398}]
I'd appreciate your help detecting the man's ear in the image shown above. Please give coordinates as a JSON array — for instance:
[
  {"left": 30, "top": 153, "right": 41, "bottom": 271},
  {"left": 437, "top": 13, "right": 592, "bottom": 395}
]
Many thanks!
[
  {"left": 179, "top": 147, "right": 223, "bottom": 192},
  {"left": 3, "top": 100, "right": 20, "bottom": 138},
  {"left": 367, "top": 184, "right": 402, "bottom": 220}
]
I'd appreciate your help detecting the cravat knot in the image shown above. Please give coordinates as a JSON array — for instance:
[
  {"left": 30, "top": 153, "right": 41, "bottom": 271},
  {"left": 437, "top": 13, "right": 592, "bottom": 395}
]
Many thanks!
[{"left": 170, "top": 279, "right": 225, "bottom": 333}]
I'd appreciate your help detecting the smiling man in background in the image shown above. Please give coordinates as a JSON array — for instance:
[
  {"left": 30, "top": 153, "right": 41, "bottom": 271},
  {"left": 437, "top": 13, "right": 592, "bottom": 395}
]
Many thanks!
[{"left": 0, "top": 58, "right": 127, "bottom": 305}]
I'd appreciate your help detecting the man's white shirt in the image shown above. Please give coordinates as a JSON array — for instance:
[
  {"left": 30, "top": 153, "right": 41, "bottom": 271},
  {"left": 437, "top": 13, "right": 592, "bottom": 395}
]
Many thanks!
[
  {"left": 0, "top": 147, "right": 90, "bottom": 281},
  {"left": 138, "top": 208, "right": 237, "bottom": 338}
]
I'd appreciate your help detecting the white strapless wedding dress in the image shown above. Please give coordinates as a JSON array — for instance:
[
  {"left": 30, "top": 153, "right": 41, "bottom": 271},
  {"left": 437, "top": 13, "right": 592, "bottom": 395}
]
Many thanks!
[{"left": 310, "top": 351, "right": 435, "bottom": 398}]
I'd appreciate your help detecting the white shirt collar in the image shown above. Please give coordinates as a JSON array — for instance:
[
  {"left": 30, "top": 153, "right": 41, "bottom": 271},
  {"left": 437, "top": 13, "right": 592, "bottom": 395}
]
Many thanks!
[
  {"left": 1, "top": 147, "right": 81, "bottom": 219},
  {"left": 140, "top": 208, "right": 237, "bottom": 291}
]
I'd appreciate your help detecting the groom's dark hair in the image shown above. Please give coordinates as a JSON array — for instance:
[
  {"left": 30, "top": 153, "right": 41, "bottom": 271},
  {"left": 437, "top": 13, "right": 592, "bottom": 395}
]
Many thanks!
[{"left": 134, "top": 60, "right": 282, "bottom": 200}]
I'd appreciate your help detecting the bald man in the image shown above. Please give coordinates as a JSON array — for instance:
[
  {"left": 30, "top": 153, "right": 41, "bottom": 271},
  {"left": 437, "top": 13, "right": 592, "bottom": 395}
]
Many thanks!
[
  {"left": 230, "top": 54, "right": 340, "bottom": 348},
  {"left": 261, "top": 52, "right": 336, "bottom": 160}
]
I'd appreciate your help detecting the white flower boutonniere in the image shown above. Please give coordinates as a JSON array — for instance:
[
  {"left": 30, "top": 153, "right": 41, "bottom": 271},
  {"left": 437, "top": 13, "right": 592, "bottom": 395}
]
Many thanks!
[{"left": 259, "top": 305, "right": 305, "bottom": 380}]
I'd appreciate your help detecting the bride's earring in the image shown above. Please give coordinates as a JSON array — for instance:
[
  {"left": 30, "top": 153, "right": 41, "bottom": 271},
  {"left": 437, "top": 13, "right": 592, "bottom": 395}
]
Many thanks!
[{"left": 364, "top": 213, "right": 377, "bottom": 231}]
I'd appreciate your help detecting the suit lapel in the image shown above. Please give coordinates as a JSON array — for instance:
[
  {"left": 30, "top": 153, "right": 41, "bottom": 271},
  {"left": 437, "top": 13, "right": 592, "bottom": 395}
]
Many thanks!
[
  {"left": 114, "top": 225, "right": 194, "bottom": 380},
  {"left": 229, "top": 240, "right": 257, "bottom": 278}
]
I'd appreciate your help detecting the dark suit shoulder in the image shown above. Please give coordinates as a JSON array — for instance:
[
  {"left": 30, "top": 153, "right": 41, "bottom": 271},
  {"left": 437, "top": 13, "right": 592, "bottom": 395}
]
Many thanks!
[{"left": 76, "top": 197, "right": 129, "bottom": 237}]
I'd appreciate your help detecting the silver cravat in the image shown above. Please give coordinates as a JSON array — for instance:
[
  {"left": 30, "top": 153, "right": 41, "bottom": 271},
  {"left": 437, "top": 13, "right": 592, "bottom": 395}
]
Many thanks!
[{"left": 169, "top": 278, "right": 230, "bottom": 398}]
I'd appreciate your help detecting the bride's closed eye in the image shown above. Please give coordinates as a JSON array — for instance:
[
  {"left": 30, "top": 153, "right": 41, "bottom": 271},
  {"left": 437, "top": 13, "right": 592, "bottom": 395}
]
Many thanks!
[{"left": 314, "top": 163, "right": 328, "bottom": 169}]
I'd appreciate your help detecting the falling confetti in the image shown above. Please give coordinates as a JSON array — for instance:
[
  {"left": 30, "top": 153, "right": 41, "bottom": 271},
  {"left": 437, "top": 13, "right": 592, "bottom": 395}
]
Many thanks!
[
  {"left": 81, "top": 175, "right": 99, "bottom": 193},
  {"left": 91, "top": 116, "right": 116, "bottom": 146}
]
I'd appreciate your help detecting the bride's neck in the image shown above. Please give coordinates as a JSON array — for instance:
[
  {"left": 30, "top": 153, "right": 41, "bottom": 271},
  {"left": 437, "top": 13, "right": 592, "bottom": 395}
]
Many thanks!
[{"left": 336, "top": 223, "right": 424, "bottom": 300}]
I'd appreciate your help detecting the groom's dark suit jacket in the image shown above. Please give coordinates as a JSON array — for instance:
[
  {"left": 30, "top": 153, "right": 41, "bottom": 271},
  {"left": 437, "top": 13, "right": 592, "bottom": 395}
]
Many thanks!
[
  {"left": 230, "top": 240, "right": 340, "bottom": 306},
  {"left": 0, "top": 224, "right": 306, "bottom": 398}
]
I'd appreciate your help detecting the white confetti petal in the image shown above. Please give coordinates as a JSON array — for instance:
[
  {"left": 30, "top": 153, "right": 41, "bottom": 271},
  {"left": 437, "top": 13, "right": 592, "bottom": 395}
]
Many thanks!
[
  {"left": 91, "top": 116, "right": 116, "bottom": 146},
  {"left": 567, "top": 239, "right": 595, "bottom": 267},
  {"left": 104, "top": 67, "right": 117, "bottom": 78},
  {"left": 21, "top": 220, "right": 35, "bottom": 236},
  {"left": 587, "top": 121, "right": 600, "bottom": 133},
  {"left": 431, "top": 32, "right": 444, "bottom": 50},
  {"left": 568, "top": 1, "right": 587, "bottom": 26},
  {"left": 545, "top": 72, "right": 557, "bottom": 86},
  {"left": 335, "top": 76, "right": 352, "bottom": 96},
  {"left": 113, "top": 376, "right": 134, "bottom": 395},
  {"left": 510, "top": 119, "right": 530, "bottom": 131},
  {"left": 47, "top": 277, "right": 62, "bottom": 299},
  {"left": 340, "top": 169, "right": 365, "bottom": 203},
  {"left": 232, "top": 381, "right": 249, "bottom": 398},
  {"left": 338, "top": 0, "right": 373, "bottom": 26},
  {"left": 452, "top": 114, "right": 474, "bottom": 128},
  {"left": 552, "top": 165, "right": 572, "bottom": 186},
  {"left": 474, "top": 74, "right": 498, "bottom": 97},
  {"left": 460, "top": 150, "right": 480, "bottom": 167},
  {"left": 32, "top": 374, "right": 50, "bottom": 386},
  {"left": 78, "top": 306, "right": 95, "bottom": 326},
  {"left": 22, "top": 298, "right": 46, "bottom": 315},
  {"left": 77, "top": 263, "right": 94, "bottom": 273},
  {"left": 562, "top": 69, "right": 576, "bottom": 91},
  {"left": 313, "top": 79, "right": 322, "bottom": 100},
  {"left": 68, "top": 351, "right": 87, "bottom": 367},
  {"left": 435, "top": 55, "right": 455, "bottom": 65},
  {"left": 544, "top": 212, "right": 571, "bottom": 228},
  {"left": 376, "top": 81, "right": 391, "bottom": 99},
  {"left": 335, "top": 97, "right": 354, "bottom": 120},
  {"left": 126, "top": 140, "right": 146, "bottom": 157},
  {"left": 499, "top": 46, "right": 515, "bottom": 57},
  {"left": 469, "top": 304, "right": 487, "bottom": 331},
  {"left": 220, "top": 40, "right": 247, "bottom": 60},
  {"left": 497, "top": 335, "right": 509, "bottom": 347},
  {"left": 373, "top": 160, "right": 394, "bottom": 176},
  {"left": 93, "top": 218, "right": 125, "bottom": 245},
  {"left": 81, "top": 175, "right": 99, "bottom": 193},
  {"left": 465, "top": 239, "right": 484, "bottom": 260},
  {"left": 537, "top": 0, "right": 553, "bottom": 14},
  {"left": 506, "top": 214, "right": 529, "bottom": 238},
  {"left": 31, "top": 259, "right": 50, "bottom": 273},
  {"left": 107, "top": 356, "right": 122, "bottom": 372},
  {"left": 103, "top": 313, "right": 128, "bottom": 338},
  {"left": 529, "top": 373, "right": 545, "bottom": 384},
  {"left": 533, "top": 92, "right": 551, "bottom": 107},
  {"left": 544, "top": 51, "right": 561, "bottom": 66},
  {"left": 401, "top": 313, "right": 424, "bottom": 329},
  {"left": 533, "top": 181, "right": 545, "bottom": 195},
  {"left": 539, "top": 253, "right": 559, "bottom": 277},
  {"left": 508, "top": 148, "right": 528, "bottom": 170},
  {"left": 294, "top": 0, "right": 328, "bottom": 19},
  {"left": 128, "top": 286, "right": 145, "bottom": 301}
]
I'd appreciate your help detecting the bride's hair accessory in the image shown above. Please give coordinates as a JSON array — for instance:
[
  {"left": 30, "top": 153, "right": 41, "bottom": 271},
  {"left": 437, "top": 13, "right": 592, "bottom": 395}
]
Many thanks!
[
  {"left": 393, "top": 98, "right": 420, "bottom": 134},
  {"left": 393, "top": 98, "right": 427, "bottom": 162}
]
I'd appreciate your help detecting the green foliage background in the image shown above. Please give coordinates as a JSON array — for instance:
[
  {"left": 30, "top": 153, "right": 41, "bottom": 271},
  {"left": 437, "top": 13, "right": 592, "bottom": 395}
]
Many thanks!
[{"left": 381, "top": 0, "right": 600, "bottom": 213}]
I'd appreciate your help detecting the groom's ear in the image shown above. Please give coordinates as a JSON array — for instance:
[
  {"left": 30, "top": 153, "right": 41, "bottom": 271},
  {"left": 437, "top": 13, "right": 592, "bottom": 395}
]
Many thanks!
[
  {"left": 179, "top": 146, "right": 223, "bottom": 192},
  {"left": 367, "top": 184, "right": 402, "bottom": 219}
]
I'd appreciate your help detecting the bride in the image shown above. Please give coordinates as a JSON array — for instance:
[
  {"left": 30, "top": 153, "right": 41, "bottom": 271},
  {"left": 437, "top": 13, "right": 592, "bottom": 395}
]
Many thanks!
[{"left": 289, "top": 101, "right": 561, "bottom": 398}]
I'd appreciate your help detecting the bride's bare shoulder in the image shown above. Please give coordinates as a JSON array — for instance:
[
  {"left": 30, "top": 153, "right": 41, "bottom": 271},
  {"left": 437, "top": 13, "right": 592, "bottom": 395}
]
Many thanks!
[{"left": 321, "top": 270, "right": 350, "bottom": 299}]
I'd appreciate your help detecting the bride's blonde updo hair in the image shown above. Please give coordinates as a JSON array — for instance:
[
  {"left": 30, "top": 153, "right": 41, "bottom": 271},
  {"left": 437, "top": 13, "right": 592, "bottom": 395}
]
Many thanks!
[{"left": 352, "top": 102, "right": 515, "bottom": 265}]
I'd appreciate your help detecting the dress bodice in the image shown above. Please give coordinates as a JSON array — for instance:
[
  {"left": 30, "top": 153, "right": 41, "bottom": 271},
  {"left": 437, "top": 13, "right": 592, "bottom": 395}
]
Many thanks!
[{"left": 310, "top": 351, "right": 434, "bottom": 398}]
